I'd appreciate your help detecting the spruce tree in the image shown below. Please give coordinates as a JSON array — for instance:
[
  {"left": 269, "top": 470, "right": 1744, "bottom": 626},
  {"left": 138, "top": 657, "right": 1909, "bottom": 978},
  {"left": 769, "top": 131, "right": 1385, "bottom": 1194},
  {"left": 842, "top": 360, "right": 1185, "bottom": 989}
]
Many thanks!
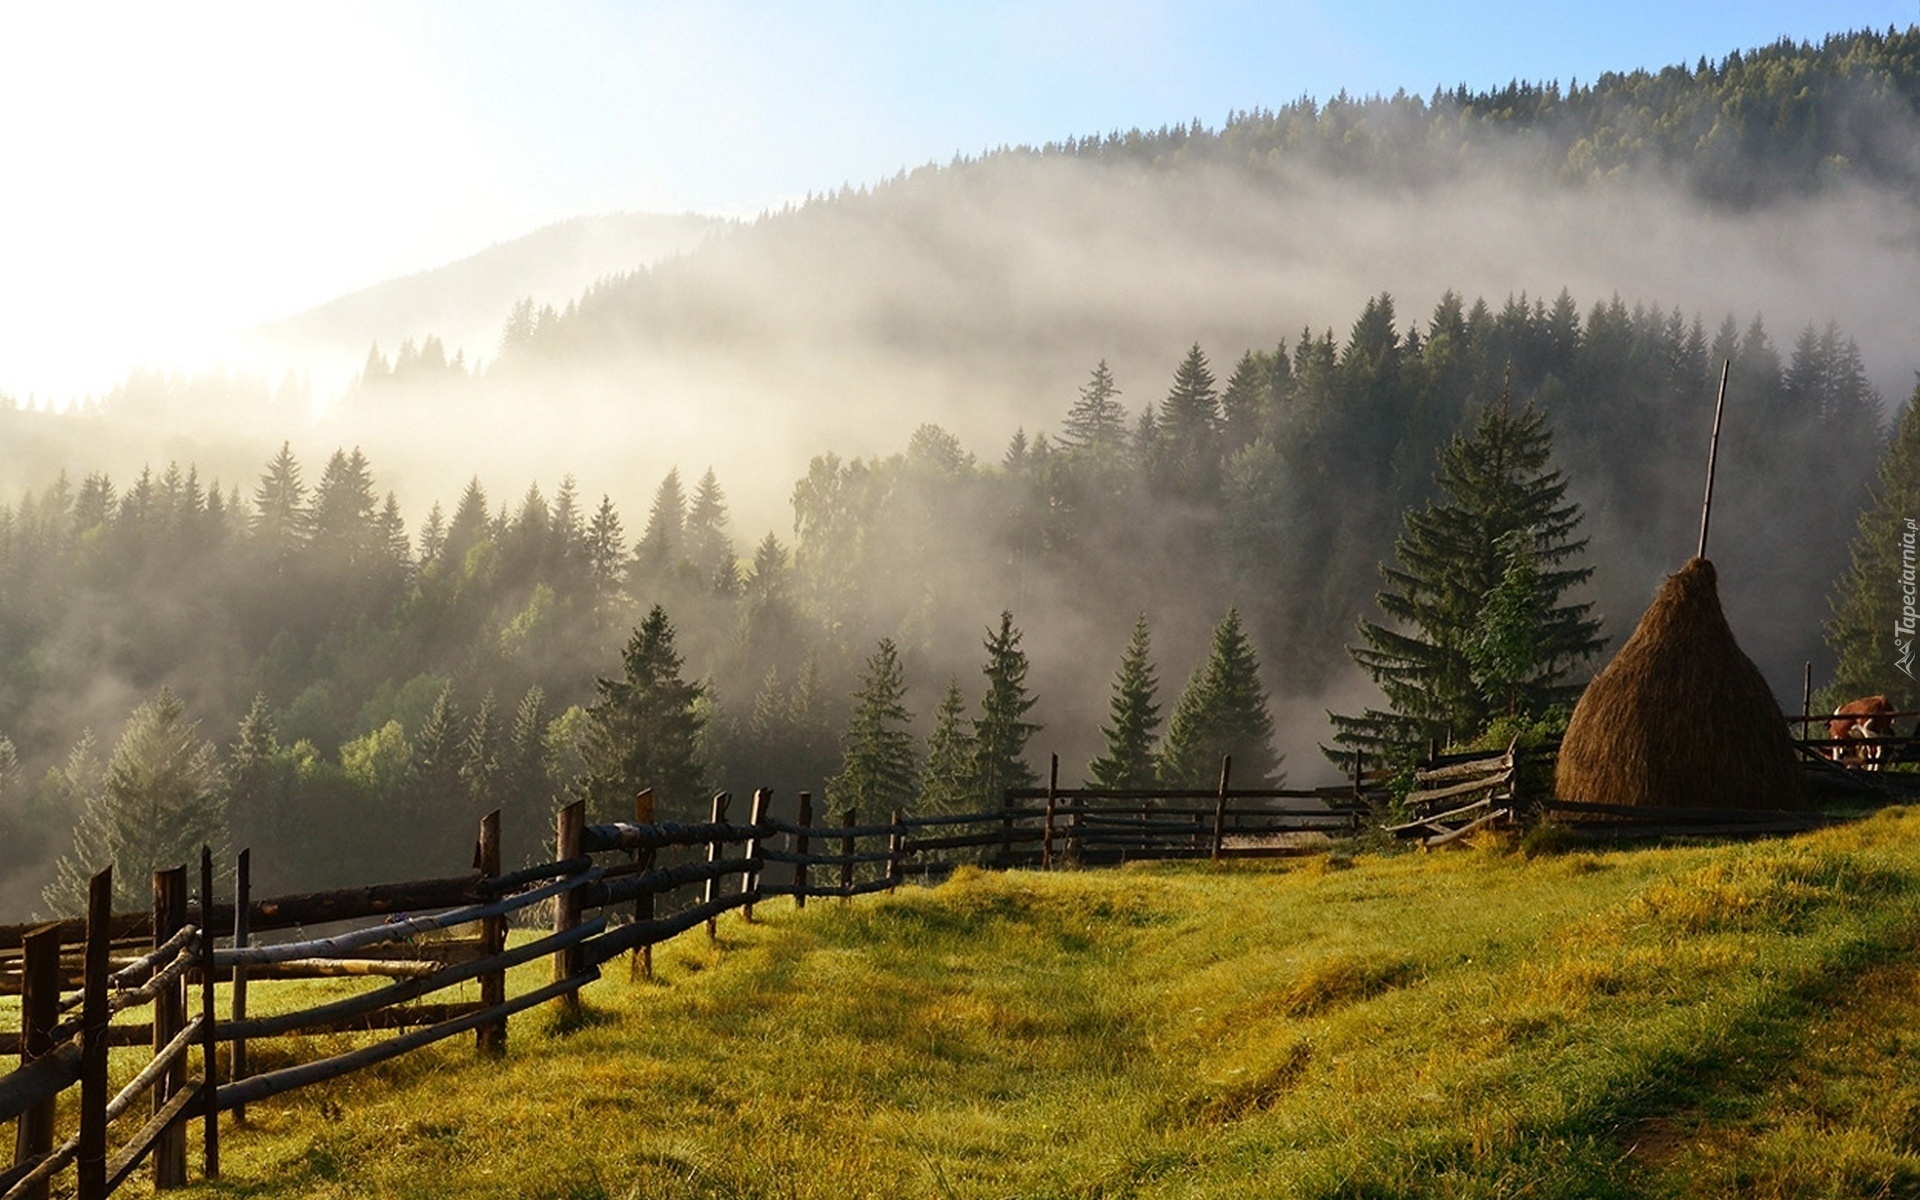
[
  {"left": 1060, "top": 359, "right": 1127, "bottom": 452},
  {"left": 1158, "top": 609, "right": 1282, "bottom": 787},
  {"left": 1826, "top": 382, "right": 1920, "bottom": 709},
  {"left": 633, "top": 468, "right": 686, "bottom": 582},
  {"left": 498, "top": 687, "right": 556, "bottom": 857},
  {"left": 576, "top": 605, "right": 707, "bottom": 821},
  {"left": 684, "top": 467, "right": 735, "bottom": 590},
  {"left": 461, "top": 691, "right": 503, "bottom": 813},
  {"left": 251, "top": 442, "right": 308, "bottom": 562},
  {"left": 403, "top": 685, "right": 468, "bottom": 865},
  {"left": 1152, "top": 343, "right": 1221, "bottom": 494},
  {"left": 1087, "top": 616, "right": 1162, "bottom": 789},
  {"left": 44, "top": 690, "right": 226, "bottom": 912},
  {"left": 828, "top": 638, "right": 919, "bottom": 813},
  {"left": 972, "top": 611, "right": 1040, "bottom": 804},
  {"left": 920, "top": 679, "right": 976, "bottom": 814},
  {"left": 1330, "top": 395, "right": 1603, "bottom": 762},
  {"left": 226, "top": 694, "right": 287, "bottom": 857}
]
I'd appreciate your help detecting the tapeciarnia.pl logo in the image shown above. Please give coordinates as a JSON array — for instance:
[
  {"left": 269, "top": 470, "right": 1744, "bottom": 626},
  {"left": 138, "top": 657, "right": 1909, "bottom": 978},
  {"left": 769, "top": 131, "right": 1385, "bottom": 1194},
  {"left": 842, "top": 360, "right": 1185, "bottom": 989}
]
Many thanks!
[{"left": 1899, "top": 517, "right": 1918, "bottom": 679}]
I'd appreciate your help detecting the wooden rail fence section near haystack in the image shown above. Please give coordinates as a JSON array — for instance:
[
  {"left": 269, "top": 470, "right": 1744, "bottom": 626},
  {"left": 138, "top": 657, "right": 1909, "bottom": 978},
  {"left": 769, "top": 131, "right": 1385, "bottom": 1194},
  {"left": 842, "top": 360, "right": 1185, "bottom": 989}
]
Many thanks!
[
  {"left": 1387, "top": 727, "right": 1897, "bottom": 848},
  {"left": 1, "top": 759, "right": 1372, "bottom": 1200}
]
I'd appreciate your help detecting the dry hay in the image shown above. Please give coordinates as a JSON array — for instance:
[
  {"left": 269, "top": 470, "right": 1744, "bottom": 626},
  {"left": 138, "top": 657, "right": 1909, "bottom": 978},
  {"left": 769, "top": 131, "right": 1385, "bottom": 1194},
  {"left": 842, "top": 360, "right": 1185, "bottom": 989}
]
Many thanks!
[{"left": 1555, "top": 557, "right": 1803, "bottom": 811}]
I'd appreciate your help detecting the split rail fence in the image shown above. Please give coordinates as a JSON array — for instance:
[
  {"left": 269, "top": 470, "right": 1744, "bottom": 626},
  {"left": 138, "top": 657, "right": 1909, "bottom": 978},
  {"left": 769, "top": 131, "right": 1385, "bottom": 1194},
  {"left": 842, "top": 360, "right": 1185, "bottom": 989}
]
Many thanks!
[{"left": 1, "top": 755, "right": 1371, "bottom": 1199}]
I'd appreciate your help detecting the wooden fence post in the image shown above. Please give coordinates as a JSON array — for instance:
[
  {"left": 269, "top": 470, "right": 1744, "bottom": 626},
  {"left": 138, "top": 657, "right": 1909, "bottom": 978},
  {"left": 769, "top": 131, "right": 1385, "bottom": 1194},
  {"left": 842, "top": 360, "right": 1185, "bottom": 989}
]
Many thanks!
[
  {"left": 793, "top": 792, "right": 812, "bottom": 911},
  {"left": 78, "top": 869, "right": 111, "bottom": 1200},
  {"left": 229, "top": 850, "right": 251, "bottom": 1126},
  {"left": 887, "top": 809, "right": 904, "bottom": 889},
  {"left": 152, "top": 864, "right": 188, "bottom": 1189},
  {"left": 475, "top": 810, "right": 506, "bottom": 1058},
  {"left": 197, "top": 847, "right": 218, "bottom": 1181},
  {"left": 632, "top": 789, "right": 656, "bottom": 981},
  {"left": 1209, "top": 757, "right": 1234, "bottom": 862},
  {"left": 743, "top": 789, "right": 769, "bottom": 922},
  {"left": 1000, "top": 788, "right": 1014, "bottom": 865},
  {"left": 1041, "top": 754, "right": 1058, "bottom": 869},
  {"left": 1801, "top": 661, "right": 1812, "bottom": 746},
  {"left": 839, "top": 808, "right": 856, "bottom": 905},
  {"left": 705, "top": 793, "right": 730, "bottom": 940},
  {"left": 552, "top": 800, "right": 585, "bottom": 1020},
  {"left": 11, "top": 923, "right": 60, "bottom": 1200}
]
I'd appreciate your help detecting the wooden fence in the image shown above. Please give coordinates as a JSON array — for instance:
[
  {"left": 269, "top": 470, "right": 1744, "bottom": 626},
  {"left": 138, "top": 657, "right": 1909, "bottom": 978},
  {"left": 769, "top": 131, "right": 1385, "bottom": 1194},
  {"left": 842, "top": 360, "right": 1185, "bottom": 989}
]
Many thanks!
[
  {"left": 3, "top": 756, "right": 1369, "bottom": 1199},
  {"left": 7, "top": 731, "right": 1884, "bottom": 1195}
]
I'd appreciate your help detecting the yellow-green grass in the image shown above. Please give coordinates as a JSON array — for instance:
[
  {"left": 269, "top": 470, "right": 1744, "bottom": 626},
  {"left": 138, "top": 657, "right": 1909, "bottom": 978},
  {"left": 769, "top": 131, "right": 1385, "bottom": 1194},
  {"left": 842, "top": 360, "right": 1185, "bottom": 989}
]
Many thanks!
[{"left": 36, "top": 811, "right": 1920, "bottom": 1197}]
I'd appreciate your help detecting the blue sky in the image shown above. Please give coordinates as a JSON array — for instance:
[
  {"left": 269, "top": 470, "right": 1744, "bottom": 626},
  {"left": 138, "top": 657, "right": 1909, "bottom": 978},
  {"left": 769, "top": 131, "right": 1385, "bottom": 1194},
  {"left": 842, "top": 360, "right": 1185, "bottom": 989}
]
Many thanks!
[{"left": 0, "top": 1, "right": 1913, "bottom": 398}]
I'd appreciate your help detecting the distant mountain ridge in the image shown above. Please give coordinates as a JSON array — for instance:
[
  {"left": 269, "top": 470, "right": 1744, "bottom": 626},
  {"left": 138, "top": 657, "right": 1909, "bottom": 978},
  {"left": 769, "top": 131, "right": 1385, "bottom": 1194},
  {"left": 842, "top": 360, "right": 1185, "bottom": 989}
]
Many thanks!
[{"left": 250, "top": 211, "right": 725, "bottom": 377}]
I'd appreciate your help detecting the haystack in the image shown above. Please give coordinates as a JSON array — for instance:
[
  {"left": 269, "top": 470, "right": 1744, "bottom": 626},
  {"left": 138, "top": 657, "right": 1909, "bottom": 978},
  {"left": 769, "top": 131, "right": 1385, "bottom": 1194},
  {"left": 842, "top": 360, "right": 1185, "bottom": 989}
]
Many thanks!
[{"left": 1555, "top": 557, "right": 1803, "bottom": 810}]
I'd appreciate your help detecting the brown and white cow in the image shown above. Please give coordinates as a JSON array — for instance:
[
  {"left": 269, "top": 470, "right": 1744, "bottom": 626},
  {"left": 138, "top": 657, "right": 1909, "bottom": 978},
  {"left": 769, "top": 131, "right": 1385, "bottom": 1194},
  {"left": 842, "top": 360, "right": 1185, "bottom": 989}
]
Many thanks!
[{"left": 1828, "top": 695, "right": 1898, "bottom": 769}]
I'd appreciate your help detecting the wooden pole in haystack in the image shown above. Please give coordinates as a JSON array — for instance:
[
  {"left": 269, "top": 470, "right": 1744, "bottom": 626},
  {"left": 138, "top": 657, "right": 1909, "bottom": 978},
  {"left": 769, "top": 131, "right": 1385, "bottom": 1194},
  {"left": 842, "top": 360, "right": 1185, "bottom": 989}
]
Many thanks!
[{"left": 1698, "top": 359, "right": 1731, "bottom": 559}]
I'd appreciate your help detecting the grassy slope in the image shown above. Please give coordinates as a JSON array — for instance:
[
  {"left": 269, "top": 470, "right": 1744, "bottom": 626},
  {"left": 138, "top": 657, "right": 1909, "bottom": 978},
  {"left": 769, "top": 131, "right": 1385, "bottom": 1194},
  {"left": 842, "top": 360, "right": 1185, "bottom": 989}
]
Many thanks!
[{"left": 175, "top": 812, "right": 1920, "bottom": 1200}]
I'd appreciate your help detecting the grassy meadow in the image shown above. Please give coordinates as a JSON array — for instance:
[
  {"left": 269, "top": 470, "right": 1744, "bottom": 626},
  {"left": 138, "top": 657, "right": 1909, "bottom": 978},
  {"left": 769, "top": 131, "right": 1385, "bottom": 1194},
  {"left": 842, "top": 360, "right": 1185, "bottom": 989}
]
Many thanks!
[{"left": 118, "top": 810, "right": 1920, "bottom": 1198}]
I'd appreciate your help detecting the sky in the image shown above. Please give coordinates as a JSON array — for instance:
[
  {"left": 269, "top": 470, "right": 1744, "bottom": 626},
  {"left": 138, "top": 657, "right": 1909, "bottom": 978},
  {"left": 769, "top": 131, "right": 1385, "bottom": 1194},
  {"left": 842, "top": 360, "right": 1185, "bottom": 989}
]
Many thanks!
[{"left": 0, "top": 1, "right": 1914, "bottom": 402}]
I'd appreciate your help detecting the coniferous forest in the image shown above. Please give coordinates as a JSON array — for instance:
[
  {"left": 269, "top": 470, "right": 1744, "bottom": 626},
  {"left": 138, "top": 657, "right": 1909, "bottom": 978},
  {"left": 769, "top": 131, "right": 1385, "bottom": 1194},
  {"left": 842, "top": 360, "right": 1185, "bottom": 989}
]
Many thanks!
[{"left": 0, "top": 27, "right": 1916, "bottom": 917}]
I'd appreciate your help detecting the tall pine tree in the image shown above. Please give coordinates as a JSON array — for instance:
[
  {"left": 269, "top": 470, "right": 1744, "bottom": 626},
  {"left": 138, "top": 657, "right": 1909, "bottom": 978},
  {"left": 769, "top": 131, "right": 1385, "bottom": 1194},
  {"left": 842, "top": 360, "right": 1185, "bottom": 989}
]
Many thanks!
[
  {"left": 1087, "top": 616, "right": 1162, "bottom": 789},
  {"left": 1330, "top": 394, "right": 1603, "bottom": 761},
  {"left": 1158, "top": 609, "right": 1281, "bottom": 787},
  {"left": 972, "top": 611, "right": 1040, "bottom": 805},
  {"left": 1826, "top": 382, "right": 1920, "bottom": 709},
  {"left": 828, "top": 638, "right": 919, "bottom": 813},
  {"left": 576, "top": 605, "right": 707, "bottom": 821}
]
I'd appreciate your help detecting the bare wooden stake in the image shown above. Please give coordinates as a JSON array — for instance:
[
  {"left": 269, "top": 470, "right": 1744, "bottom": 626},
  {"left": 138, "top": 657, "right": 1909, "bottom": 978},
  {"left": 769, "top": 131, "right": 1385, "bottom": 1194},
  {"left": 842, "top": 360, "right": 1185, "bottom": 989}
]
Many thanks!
[
  {"left": 1802, "top": 661, "right": 1813, "bottom": 745},
  {"left": 743, "top": 789, "right": 769, "bottom": 921},
  {"left": 552, "top": 800, "right": 586, "bottom": 1020},
  {"left": 1210, "top": 757, "right": 1234, "bottom": 862},
  {"left": 793, "top": 792, "right": 812, "bottom": 911},
  {"left": 1698, "top": 358, "right": 1731, "bottom": 560},
  {"left": 1041, "top": 754, "right": 1059, "bottom": 869},
  {"left": 887, "top": 809, "right": 904, "bottom": 888},
  {"left": 704, "top": 793, "right": 730, "bottom": 940},
  {"left": 152, "top": 865, "right": 188, "bottom": 1190},
  {"left": 12, "top": 923, "right": 60, "bottom": 1200},
  {"left": 475, "top": 811, "right": 506, "bottom": 1058},
  {"left": 840, "top": 808, "right": 857, "bottom": 905},
  {"left": 198, "top": 848, "right": 218, "bottom": 1181},
  {"left": 78, "top": 869, "right": 112, "bottom": 1200},
  {"left": 631, "top": 788, "right": 656, "bottom": 981},
  {"left": 230, "top": 850, "right": 250, "bottom": 1126}
]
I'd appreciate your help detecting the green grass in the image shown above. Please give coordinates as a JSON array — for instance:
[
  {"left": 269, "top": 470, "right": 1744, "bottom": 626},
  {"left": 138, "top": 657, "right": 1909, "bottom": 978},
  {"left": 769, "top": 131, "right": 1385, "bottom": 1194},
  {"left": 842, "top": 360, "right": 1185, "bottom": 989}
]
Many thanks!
[{"left": 120, "top": 810, "right": 1920, "bottom": 1197}]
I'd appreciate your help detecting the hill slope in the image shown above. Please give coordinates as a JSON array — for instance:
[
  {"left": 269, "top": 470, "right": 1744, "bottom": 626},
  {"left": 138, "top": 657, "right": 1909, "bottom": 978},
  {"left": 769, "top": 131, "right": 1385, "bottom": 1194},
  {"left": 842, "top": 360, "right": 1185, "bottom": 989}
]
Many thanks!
[{"left": 191, "top": 815, "right": 1920, "bottom": 1199}]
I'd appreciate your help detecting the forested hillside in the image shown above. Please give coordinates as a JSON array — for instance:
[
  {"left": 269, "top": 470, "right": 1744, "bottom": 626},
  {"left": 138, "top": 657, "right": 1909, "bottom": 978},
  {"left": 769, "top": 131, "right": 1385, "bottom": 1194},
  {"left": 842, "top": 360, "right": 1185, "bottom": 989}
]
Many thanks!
[{"left": 0, "top": 27, "right": 1914, "bottom": 918}]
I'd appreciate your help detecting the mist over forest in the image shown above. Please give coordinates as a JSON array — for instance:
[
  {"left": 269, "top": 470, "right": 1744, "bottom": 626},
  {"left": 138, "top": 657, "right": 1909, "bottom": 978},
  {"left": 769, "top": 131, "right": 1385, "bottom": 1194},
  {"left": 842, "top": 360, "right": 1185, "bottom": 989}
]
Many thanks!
[{"left": 0, "top": 27, "right": 1916, "bottom": 919}]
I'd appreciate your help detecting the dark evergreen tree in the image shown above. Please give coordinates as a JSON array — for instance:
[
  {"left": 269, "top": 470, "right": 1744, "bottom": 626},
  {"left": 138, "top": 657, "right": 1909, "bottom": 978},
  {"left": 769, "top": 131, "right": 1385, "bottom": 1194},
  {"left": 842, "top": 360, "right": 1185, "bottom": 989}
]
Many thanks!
[
  {"left": 403, "top": 686, "right": 468, "bottom": 867},
  {"left": 1086, "top": 616, "right": 1162, "bottom": 789},
  {"left": 225, "top": 694, "right": 287, "bottom": 858},
  {"left": 1151, "top": 343, "right": 1221, "bottom": 494},
  {"left": 498, "top": 686, "right": 557, "bottom": 858},
  {"left": 1331, "top": 395, "right": 1603, "bottom": 761},
  {"left": 919, "top": 679, "right": 975, "bottom": 814},
  {"left": 1158, "top": 609, "right": 1281, "bottom": 787},
  {"left": 576, "top": 605, "right": 707, "bottom": 821},
  {"left": 44, "top": 691, "right": 226, "bottom": 912},
  {"left": 1060, "top": 359, "right": 1127, "bottom": 452},
  {"left": 1826, "top": 383, "right": 1920, "bottom": 710},
  {"left": 461, "top": 691, "right": 503, "bottom": 814},
  {"left": 251, "top": 442, "right": 308, "bottom": 564},
  {"left": 684, "top": 467, "right": 735, "bottom": 592},
  {"left": 971, "top": 611, "right": 1040, "bottom": 804},
  {"left": 827, "top": 638, "right": 918, "bottom": 813},
  {"left": 632, "top": 469, "right": 687, "bottom": 585}
]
